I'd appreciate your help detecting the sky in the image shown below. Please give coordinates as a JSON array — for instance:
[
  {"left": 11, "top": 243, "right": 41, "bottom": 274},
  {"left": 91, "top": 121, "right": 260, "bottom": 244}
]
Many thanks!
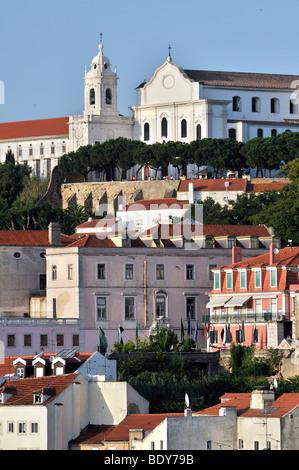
[{"left": 1, "top": 0, "right": 299, "bottom": 123}]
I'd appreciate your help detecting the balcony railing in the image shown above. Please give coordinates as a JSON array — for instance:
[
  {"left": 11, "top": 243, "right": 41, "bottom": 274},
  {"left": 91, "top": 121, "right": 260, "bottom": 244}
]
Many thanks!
[
  {"left": 0, "top": 318, "right": 79, "bottom": 326},
  {"left": 207, "top": 311, "right": 290, "bottom": 324}
]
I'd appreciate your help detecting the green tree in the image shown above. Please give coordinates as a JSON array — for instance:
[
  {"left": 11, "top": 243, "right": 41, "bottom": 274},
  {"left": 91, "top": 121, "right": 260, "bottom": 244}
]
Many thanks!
[{"left": 58, "top": 145, "right": 95, "bottom": 181}]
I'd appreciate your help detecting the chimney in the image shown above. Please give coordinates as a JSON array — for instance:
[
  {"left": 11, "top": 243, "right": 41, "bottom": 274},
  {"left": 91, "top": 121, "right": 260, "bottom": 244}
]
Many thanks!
[
  {"left": 188, "top": 182, "right": 194, "bottom": 204},
  {"left": 270, "top": 242, "right": 275, "bottom": 265},
  {"left": 48, "top": 222, "right": 61, "bottom": 246},
  {"left": 232, "top": 246, "right": 242, "bottom": 264},
  {"left": 250, "top": 389, "right": 275, "bottom": 410}
]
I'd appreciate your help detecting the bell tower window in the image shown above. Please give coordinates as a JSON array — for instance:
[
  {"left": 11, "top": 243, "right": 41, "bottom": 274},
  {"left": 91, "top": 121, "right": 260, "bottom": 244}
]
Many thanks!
[
  {"left": 161, "top": 117, "right": 168, "bottom": 138},
  {"left": 106, "top": 88, "right": 112, "bottom": 105},
  {"left": 90, "top": 88, "right": 95, "bottom": 105},
  {"left": 144, "top": 123, "right": 150, "bottom": 141},
  {"left": 181, "top": 119, "right": 187, "bottom": 138}
]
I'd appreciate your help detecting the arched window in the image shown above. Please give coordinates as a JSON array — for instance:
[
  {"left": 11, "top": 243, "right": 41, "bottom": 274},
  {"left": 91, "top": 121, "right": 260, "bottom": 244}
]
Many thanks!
[
  {"left": 144, "top": 122, "right": 150, "bottom": 141},
  {"left": 196, "top": 124, "right": 202, "bottom": 140},
  {"left": 228, "top": 128, "right": 236, "bottom": 140},
  {"left": 181, "top": 119, "right": 187, "bottom": 138},
  {"left": 90, "top": 88, "right": 95, "bottom": 105},
  {"left": 155, "top": 293, "right": 166, "bottom": 318},
  {"left": 290, "top": 99, "right": 297, "bottom": 114},
  {"left": 29, "top": 144, "right": 33, "bottom": 157},
  {"left": 51, "top": 142, "right": 55, "bottom": 155},
  {"left": 232, "top": 96, "right": 241, "bottom": 112},
  {"left": 270, "top": 98, "right": 279, "bottom": 114},
  {"left": 161, "top": 117, "right": 168, "bottom": 138},
  {"left": 257, "top": 128, "right": 263, "bottom": 138},
  {"left": 271, "top": 129, "right": 277, "bottom": 137},
  {"left": 40, "top": 143, "right": 44, "bottom": 156},
  {"left": 252, "top": 97, "right": 260, "bottom": 113},
  {"left": 106, "top": 88, "right": 112, "bottom": 105}
]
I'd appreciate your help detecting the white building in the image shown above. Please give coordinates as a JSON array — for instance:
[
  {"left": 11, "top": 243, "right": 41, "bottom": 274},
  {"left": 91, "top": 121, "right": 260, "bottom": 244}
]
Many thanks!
[{"left": 1, "top": 41, "right": 299, "bottom": 179}]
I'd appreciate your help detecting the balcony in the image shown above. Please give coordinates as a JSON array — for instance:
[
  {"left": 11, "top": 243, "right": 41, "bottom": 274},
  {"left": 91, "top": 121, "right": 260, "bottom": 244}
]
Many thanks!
[{"left": 207, "top": 311, "right": 290, "bottom": 324}]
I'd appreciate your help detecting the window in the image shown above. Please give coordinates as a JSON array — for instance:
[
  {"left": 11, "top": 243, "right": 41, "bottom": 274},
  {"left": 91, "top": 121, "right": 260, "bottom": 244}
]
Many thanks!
[
  {"left": 186, "top": 297, "right": 196, "bottom": 320},
  {"left": 18, "top": 145, "right": 22, "bottom": 157},
  {"left": 226, "top": 272, "right": 232, "bottom": 289},
  {"left": 125, "top": 263, "right": 134, "bottom": 280},
  {"left": 271, "top": 129, "right": 277, "bottom": 137},
  {"left": 18, "top": 422, "right": 26, "bottom": 434},
  {"left": 39, "top": 274, "right": 46, "bottom": 290},
  {"left": 52, "top": 265, "right": 57, "bottom": 281},
  {"left": 257, "top": 128, "right": 263, "bottom": 138},
  {"left": 68, "top": 264, "right": 73, "bottom": 280},
  {"left": 210, "top": 329, "right": 218, "bottom": 344},
  {"left": 51, "top": 142, "right": 55, "bottom": 155},
  {"left": 156, "top": 294, "right": 166, "bottom": 317},
  {"left": 24, "top": 335, "right": 31, "bottom": 347},
  {"left": 232, "top": 96, "right": 241, "bottom": 112},
  {"left": 144, "top": 122, "right": 150, "bottom": 141},
  {"left": 53, "top": 298, "right": 57, "bottom": 318},
  {"left": 73, "top": 334, "right": 79, "bottom": 347},
  {"left": 29, "top": 144, "right": 33, "bottom": 157},
  {"left": 186, "top": 264, "right": 194, "bottom": 281},
  {"left": 251, "top": 236, "right": 259, "bottom": 249},
  {"left": 40, "top": 143, "right": 44, "bottom": 156},
  {"left": 228, "top": 236, "right": 236, "bottom": 248},
  {"left": 8, "top": 422, "right": 14, "bottom": 433},
  {"left": 125, "top": 297, "right": 135, "bottom": 320},
  {"left": 40, "top": 334, "right": 48, "bottom": 347},
  {"left": 161, "top": 117, "right": 168, "bottom": 138},
  {"left": 240, "top": 271, "right": 246, "bottom": 289},
  {"left": 255, "top": 270, "right": 261, "bottom": 288},
  {"left": 238, "top": 439, "right": 243, "bottom": 449},
  {"left": 209, "top": 265, "right": 217, "bottom": 281},
  {"left": 106, "top": 88, "right": 112, "bottom": 105},
  {"left": 62, "top": 141, "right": 66, "bottom": 153},
  {"left": 196, "top": 124, "right": 201, "bottom": 140},
  {"left": 33, "top": 393, "right": 42, "bottom": 404},
  {"left": 35, "top": 160, "right": 40, "bottom": 178},
  {"left": 56, "top": 334, "right": 64, "bottom": 347},
  {"left": 271, "top": 298, "right": 277, "bottom": 314},
  {"left": 16, "top": 368, "right": 24, "bottom": 378},
  {"left": 255, "top": 299, "right": 262, "bottom": 314},
  {"left": 228, "top": 128, "right": 236, "bottom": 140},
  {"left": 207, "top": 440, "right": 212, "bottom": 450},
  {"left": 270, "top": 98, "right": 279, "bottom": 113},
  {"left": 205, "top": 236, "right": 214, "bottom": 248},
  {"left": 7, "top": 334, "right": 15, "bottom": 347},
  {"left": 97, "top": 263, "right": 106, "bottom": 280},
  {"left": 97, "top": 297, "right": 107, "bottom": 321},
  {"left": 31, "top": 422, "right": 39, "bottom": 434},
  {"left": 181, "top": 119, "right": 187, "bottom": 138},
  {"left": 270, "top": 269, "right": 277, "bottom": 287},
  {"left": 254, "top": 441, "right": 259, "bottom": 450},
  {"left": 156, "top": 264, "right": 165, "bottom": 280},
  {"left": 214, "top": 272, "right": 220, "bottom": 290},
  {"left": 90, "top": 88, "right": 95, "bottom": 105},
  {"left": 252, "top": 97, "right": 260, "bottom": 113},
  {"left": 151, "top": 442, "right": 155, "bottom": 450}
]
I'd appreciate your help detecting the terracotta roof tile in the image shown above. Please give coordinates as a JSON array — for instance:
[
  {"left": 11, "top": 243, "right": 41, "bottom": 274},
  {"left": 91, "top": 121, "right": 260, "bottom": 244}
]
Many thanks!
[
  {"left": 120, "top": 198, "right": 189, "bottom": 211},
  {"left": 105, "top": 413, "right": 183, "bottom": 441},
  {"left": 0, "top": 117, "right": 69, "bottom": 140},
  {"left": 178, "top": 179, "right": 247, "bottom": 193},
  {"left": 67, "top": 234, "right": 116, "bottom": 248},
  {"left": 0, "top": 230, "right": 73, "bottom": 246},
  {"left": 184, "top": 69, "right": 298, "bottom": 89},
  {"left": 0, "top": 373, "right": 78, "bottom": 405},
  {"left": 69, "top": 425, "right": 115, "bottom": 446},
  {"left": 247, "top": 182, "right": 290, "bottom": 193}
]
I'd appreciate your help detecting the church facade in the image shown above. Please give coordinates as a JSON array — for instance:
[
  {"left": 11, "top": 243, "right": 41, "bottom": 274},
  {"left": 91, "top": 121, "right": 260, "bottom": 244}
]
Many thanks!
[{"left": 0, "top": 41, "right": 299, "bottom": 179}]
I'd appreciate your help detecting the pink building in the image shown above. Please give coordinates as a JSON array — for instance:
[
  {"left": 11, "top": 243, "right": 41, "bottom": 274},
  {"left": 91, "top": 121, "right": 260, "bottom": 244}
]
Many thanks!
[{"left": 206, "top": 245, "right": 299, "bottom": 350}]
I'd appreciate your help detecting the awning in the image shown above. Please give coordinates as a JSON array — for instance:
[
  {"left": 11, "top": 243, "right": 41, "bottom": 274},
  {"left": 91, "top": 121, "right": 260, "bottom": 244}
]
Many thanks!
[
  {"left": 206, "top": 296, "right": 232, "bottom": 308},
  {"left": 224, "top": 295, "right": 251, "bottom": 307}
]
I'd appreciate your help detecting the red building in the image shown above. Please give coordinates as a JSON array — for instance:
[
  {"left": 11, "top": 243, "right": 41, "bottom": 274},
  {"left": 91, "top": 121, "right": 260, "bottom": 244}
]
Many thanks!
[{"left": 206, "top": 244, "right": 299, "bottom": 350}]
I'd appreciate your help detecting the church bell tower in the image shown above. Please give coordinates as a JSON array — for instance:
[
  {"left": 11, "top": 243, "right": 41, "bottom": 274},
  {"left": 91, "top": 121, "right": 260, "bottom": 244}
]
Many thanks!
[{"left": 84, "top": 39, "right": 119, "bottom": 117}]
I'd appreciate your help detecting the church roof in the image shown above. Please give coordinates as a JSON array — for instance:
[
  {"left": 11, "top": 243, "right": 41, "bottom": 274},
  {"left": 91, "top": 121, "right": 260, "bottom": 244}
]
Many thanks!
[
  {"left": 183, "top": 69, "right": 298, "bottom": 89},
  {"left": 0, "top": 117, "right": 69, "bottom": 140}
]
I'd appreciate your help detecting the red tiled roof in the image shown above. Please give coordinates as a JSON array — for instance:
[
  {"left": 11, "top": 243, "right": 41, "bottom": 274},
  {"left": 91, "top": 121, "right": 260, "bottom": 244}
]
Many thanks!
[
  {"left": 0, "top": 230, "right": 73, "bottom": 246},
  {"left": 0, "top": 373, "right": 78, "bottom": 405},
  {"left": 69, "top": 425, "right": 115, "bottom": 446},
  {"left": 0, "top": 117, "right": 69, "bottom": 140},
  {"left": 67, "top": 234, "right": 116, "bottom": 248},
  {"left": 76, "top": 218, "right": 117, "bottom": 229},
  {"left": 120, "top": 198, "right": 189, "bottom": 211},
  {"left": 247, "top": 182, "right": 290, "bottom": 193},
  {"left": 184, "top": 69, "right": 298, "bottom": 89},
  {"left": 214, "top": 246, "right": 299, "bottom": 270},
  {"left": 105, "top": 413, "right": 183, "bottom": 441},
  {"left": 195, "top": 392, "right": 299, "bottom": 418},
  {"left": 138, "top": 223, "right": 270, "bottom": 238},
  {"left": 178, "top": 179, "right": 247, "bottom": 193}
]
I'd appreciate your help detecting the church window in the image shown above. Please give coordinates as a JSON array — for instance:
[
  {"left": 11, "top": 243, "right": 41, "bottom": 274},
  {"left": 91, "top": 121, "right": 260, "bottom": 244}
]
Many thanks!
[
  {"left": 257, "top": 128, "right": 263, "bottom": 138},
  {"left": 290, "top": 99, "right": 297, "bottom": 114},
  {"left": 228, "top": 128, "right": 236, "bottom": 140},
  {"left": 161, "top": 117, "right": 168, "bottom": 138},
  {"left": 271, "top": 129, "right": 277, "bottom": 137},
  {"left": 40, "top": 143, "right": 44, "bottom": 156},
  {"left": 144, "top": 122, "right": 150, "bottom": 141},
  {"left": 270, "top": 98, "right": 279, "bottom": 114},
  {"left": 62, "top": 141, "right": 66, "bottom": 153},
  {"left": 252, "top": 97, "right": 260, "bottom": 113},
  {"left": 196, "top": 124, "right": 202, "bottom": 140},
  {"left": 106, "top": 88, "right": 112, "bottom": 105},
  {"left": 232, "top": 96, "right": 241, "bottom": 112},
  {"left": 29, "top": 144, "right": 33, "bottom": 157},
  {"left": 18, "top": 145, "right": 22, "bottom": 157},
  {"left": 90, "top": 88, "right": 95, "bottom": 105},
  {"left": 181, "top": 119, "right": 187, "bottom": 138},
  {"left": 51, "top": 142, "right": 55, "bottom": 155}
]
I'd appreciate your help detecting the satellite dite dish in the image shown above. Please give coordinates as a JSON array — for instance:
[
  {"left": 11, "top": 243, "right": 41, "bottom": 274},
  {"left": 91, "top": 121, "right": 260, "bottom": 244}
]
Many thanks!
[
  {"left": 273, "top": 248, "right": 279, "bottom": 254},
  {"left": 185, "top": 393, "right": 190, "bottom": 408}
]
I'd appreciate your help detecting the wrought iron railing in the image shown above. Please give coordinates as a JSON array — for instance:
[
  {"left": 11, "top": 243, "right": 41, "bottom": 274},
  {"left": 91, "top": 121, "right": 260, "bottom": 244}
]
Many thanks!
[{"left": 206, "top": 311, "right": 290, "bottom": 324}]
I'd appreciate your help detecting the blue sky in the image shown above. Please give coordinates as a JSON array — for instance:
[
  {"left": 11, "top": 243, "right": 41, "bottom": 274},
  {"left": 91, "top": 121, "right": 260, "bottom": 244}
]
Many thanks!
[{"left": 1, "top": 0, "right": 299, "bottom": 123}]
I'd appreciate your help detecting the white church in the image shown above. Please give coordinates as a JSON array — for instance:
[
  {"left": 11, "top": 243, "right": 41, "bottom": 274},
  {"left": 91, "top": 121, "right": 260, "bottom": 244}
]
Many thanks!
[{"left": 0, "top": 40, "right": 299, "bottom": 180}]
